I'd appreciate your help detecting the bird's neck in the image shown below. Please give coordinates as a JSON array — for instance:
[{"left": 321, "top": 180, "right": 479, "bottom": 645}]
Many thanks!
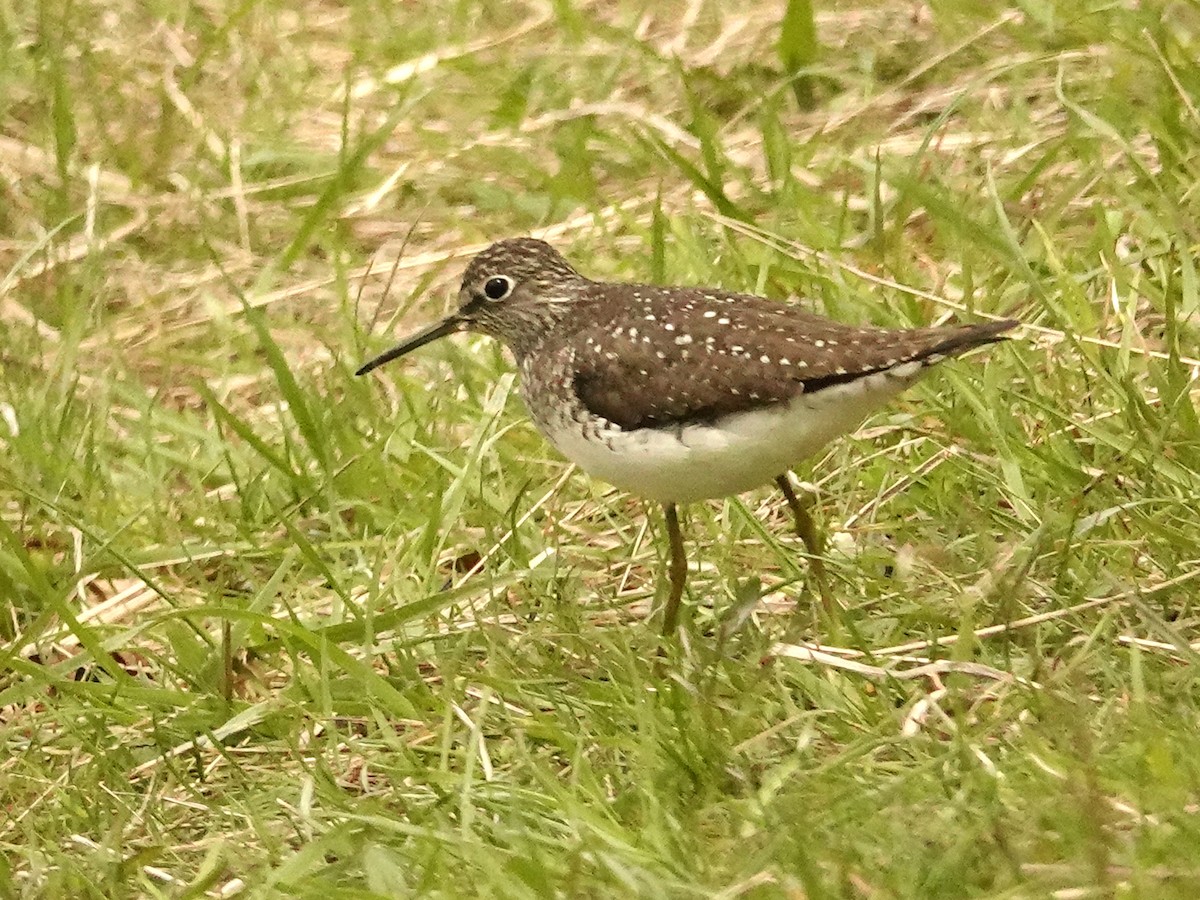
[{"left": 499, "top": 286, "right": 593, "bottom": 362}]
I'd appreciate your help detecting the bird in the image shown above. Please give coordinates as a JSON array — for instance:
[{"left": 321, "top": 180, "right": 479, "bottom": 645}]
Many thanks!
[{"left": 357, "top": 238, "right": 1018, "bottom": 635}]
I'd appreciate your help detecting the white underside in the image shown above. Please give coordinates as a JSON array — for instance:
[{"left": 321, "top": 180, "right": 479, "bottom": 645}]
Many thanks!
[{"left": 542, "top": 365, "right": 923, "bottom": 503}]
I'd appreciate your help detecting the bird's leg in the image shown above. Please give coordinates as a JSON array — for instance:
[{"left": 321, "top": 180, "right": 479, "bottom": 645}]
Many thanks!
[
  {"left": 661, "top": 502, "right": 688, "bottom": 637},
  {"left": 775, "top": 474, "right": 837, "bottom": 617}
]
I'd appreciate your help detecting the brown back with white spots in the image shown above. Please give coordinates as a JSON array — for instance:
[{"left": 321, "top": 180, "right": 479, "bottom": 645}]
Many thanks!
[{"left": 562, "top": 284, "right": 1015, "bottom": 431}]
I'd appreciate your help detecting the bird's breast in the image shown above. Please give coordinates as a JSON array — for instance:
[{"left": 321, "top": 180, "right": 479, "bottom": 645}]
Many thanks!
[{"left": 525, "top": 366, "right": 921, "bottom": 503}]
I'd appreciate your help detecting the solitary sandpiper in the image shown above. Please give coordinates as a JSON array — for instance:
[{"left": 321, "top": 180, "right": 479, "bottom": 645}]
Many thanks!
[{"left": 358, "top": 238, "right": 1018, "bottom": 635}]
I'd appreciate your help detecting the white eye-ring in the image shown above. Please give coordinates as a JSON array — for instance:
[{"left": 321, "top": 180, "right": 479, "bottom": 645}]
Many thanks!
[{"left": 482, "top": 275, "right": 514, "bottom": 301}]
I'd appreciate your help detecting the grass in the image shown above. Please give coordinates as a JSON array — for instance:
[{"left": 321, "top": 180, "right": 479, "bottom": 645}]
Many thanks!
[{"left": 3, "top": 0, "right": 1200, "bottom": 896}]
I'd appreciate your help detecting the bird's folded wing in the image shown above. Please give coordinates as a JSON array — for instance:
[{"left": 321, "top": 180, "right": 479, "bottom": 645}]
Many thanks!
[{"left": 568, "top": 288, "right": 1014, "bottom": 431}]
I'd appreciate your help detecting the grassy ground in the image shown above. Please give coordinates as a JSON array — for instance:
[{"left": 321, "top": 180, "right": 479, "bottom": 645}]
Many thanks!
[{"left": 3, "top": 0, "right": 1200, "bottom": 896}]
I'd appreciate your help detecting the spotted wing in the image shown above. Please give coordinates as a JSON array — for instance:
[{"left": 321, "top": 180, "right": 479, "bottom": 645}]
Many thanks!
[{"left": 569, "top": 285, "right": 1014, "bottom": 431}]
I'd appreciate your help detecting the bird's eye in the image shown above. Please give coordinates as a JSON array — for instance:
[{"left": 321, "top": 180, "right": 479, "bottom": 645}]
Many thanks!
[{"left": 483, "top": 276, "right": 513, "bottom": 301}]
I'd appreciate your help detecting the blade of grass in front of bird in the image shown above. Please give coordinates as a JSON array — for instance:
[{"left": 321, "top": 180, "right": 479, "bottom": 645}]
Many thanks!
[{"left": 779, "top": 0, "right": 818, "bottom": 110}]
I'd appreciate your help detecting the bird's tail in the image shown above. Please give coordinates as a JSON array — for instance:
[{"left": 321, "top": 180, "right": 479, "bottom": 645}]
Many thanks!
[{"left": 927, "top": 319, "right": 1020, "bottom": 360}]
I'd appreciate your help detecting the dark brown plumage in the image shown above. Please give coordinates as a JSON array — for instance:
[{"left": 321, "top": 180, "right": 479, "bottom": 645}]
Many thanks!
[{"left": 563, "top": 284, "right": 1014, "bottom": 431}]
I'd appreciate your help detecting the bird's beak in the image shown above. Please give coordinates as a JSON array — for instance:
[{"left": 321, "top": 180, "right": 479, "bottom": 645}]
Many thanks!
[{"left": 355, "top": 314, "right": 463, "bottom": 376}]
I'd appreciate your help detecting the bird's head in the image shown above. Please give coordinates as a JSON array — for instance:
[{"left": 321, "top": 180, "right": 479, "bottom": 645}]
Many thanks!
[{"left": 356, "top": 238, "right": 589, "bottom": 375}]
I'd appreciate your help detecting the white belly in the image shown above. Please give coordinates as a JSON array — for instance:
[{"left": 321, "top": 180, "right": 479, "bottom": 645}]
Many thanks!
[{"left": 540, "top": 367, "right": 921, "bottom": 503}]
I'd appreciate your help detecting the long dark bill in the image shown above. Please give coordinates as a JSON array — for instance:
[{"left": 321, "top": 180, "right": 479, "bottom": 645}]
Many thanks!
[{"left": 355, "top": 315, "right": 462, "bottom": 376}]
